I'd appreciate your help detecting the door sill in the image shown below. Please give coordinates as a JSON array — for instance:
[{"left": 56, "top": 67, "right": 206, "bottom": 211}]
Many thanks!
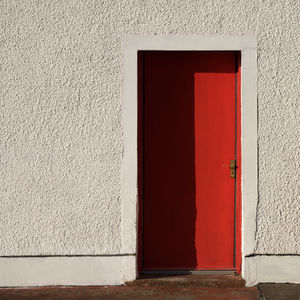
[{"left": 142, "top": 270, "right": 236, "bottom": 275}]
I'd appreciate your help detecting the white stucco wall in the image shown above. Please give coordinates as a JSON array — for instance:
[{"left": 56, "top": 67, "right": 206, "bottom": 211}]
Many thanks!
[{"left": 0, "top": 0, "right": 299, "bottom": 283}]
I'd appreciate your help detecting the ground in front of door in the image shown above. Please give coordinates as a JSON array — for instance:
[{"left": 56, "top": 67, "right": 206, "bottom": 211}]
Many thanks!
[{"left": 0, "top": 275, "right": 299, "bottom": 299}]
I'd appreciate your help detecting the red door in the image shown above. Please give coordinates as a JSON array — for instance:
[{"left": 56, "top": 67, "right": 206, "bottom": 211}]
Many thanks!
[{"left": 139, "top": 51, "right": 241, "bottom": 272}]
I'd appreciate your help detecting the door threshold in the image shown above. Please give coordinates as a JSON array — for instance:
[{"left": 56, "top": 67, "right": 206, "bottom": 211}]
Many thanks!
[
  {"left": 128, "top": 272, "right": 245, "bottom": 288},
  {"left": 142, "top": 270, "right": 236, "bottom": 275}
]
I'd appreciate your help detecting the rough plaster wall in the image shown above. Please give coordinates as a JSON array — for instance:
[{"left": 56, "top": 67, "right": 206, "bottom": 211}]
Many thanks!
[{"left": 0, "top": 0, "right": 299, "bottom": 255}]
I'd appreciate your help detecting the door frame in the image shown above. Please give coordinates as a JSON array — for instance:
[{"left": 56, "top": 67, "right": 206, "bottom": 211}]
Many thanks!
[{"left": 120, "top": 35, "right": 257, "bottom": 280}]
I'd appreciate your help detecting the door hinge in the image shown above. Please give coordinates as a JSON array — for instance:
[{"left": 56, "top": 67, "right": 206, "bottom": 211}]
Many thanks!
[
  {"left": 230, "top": 160, "right": 237, "bottom": 178},
  {"left": 222, "top": 160, "right": 237, "bottom": 178}
]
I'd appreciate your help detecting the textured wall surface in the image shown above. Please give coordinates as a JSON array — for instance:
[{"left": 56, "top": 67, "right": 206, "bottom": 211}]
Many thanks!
[{"left": 0, "top": 0, "right": 299, "bottom": 255}]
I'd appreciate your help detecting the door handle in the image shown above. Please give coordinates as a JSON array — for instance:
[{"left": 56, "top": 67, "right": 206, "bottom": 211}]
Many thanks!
[{"left": 221, "top": 160, "right": 237, "bottom": 178}]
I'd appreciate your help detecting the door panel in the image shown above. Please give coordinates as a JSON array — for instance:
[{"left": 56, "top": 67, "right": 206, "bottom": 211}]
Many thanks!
[{"left": 141, "top": 51, "right": 237, "bottom": 270}]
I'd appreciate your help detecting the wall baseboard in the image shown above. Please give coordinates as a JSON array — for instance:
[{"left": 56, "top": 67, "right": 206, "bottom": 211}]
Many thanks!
[
  {"left": 243, "top": 255, "right": 300, "bottom": 286},
  {"left": 1, "top": 255, "right": 299, "bottom": 287},
  {"left": 0, "top": 256, "right": 136, "bottom": 287}
]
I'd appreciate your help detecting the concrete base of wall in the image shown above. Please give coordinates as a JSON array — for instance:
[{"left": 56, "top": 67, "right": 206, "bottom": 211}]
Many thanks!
[
  {"left": 0, "top": 255, "right": 299, "bottom": 287},
  {"left": 0, "top": 256, "right": 136, "bottom": 287},
  {"left": 244, "top": 255, "right": 300, "bottom": 286}
]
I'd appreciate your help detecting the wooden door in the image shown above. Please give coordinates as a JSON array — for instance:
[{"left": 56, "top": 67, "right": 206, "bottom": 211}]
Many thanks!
[{"left": 138, "top": 51, "right": 241, "bottom": 272}]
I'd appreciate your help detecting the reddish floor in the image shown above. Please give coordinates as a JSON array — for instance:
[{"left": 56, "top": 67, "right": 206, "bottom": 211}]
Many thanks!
[
  {"left": 0, "top": 286, "right": 259, "bottom": 300},
  {"left": 0, "top": 277, "right": 298, "bottom": 300}
]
